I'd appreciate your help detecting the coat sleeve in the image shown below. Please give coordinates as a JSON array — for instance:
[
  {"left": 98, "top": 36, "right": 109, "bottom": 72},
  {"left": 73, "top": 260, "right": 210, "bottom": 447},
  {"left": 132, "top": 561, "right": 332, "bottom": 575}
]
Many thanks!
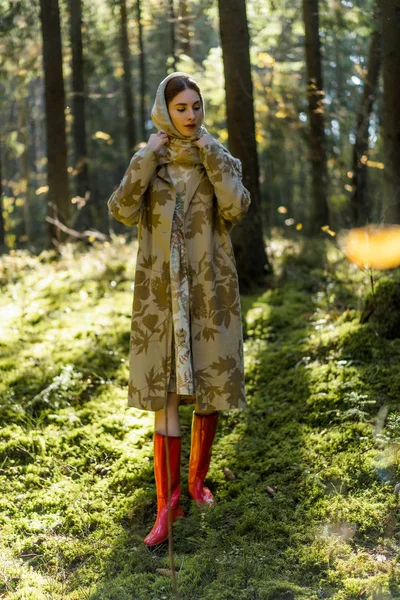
[
  {"left": 107, "top": 145, "right": 158, "bottom": 227},
  {"left": 198, "top": 140, "right": 251, "bottom": 226}
]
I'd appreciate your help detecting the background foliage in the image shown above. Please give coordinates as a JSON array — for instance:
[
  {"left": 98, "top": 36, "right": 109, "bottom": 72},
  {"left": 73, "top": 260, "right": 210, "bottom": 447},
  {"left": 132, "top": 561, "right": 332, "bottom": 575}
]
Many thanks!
[{"left": 0, "top": 0, "right": 385, "bottom": 250}]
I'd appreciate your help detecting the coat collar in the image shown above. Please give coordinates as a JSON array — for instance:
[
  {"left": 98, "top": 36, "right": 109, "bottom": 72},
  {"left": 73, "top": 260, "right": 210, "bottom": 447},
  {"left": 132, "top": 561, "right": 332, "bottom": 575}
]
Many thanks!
[
  {"left": 155, "top": 164, "right": 206, "bottom": 215},
  {"left": 156, "top": 164, "right": 172, "bottom": 184}
]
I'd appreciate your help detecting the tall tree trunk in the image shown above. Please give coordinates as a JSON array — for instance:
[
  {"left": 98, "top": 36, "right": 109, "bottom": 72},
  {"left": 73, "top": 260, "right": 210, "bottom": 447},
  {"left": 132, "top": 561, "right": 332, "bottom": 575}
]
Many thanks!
[
  {"left": 68, "top": 0, "right": 92, "bottom": 230},
  {"left": 39, "top": 0, "right": 70, "bottom": 245},
  {"left": 333, "top": 0, "right": 345, "bottom": 160},
  {"left": 119, "top": 0, "right": 136, "bottom": 157},
  {"left": 20, "top": 97, "right": 33, "bottom": 247},
  {"left": 33, "top": 78, "right": 44, "bottom": 186},
  {"left": 333, "top": 37, "right": 345, "bottom": 160},
  {"left": 178, "top": 0, "right": 191, "bottom": 57},
  {"left": 218, "top": 0, "right": 270, "bottom": 290},
  {"left": 29, "top": 78, "right": 39, "bottom": 209},
  {"left": 303, "top": 0, "right": 329, "bottom": 233},
  {"left": 168, "top": 0, "right": 177, "bottom": 71},
  {"left": 136, "top": 0, "right": 146, "bottom": 141},
  {"left": 380, "top": 0, "right": 400, "bottom": 223},
  {"left": 350, "top": 28, "right": 381, "bottom": 226},
  {"left": 0, "top": 135, "right": 4, "bottom": 249}
]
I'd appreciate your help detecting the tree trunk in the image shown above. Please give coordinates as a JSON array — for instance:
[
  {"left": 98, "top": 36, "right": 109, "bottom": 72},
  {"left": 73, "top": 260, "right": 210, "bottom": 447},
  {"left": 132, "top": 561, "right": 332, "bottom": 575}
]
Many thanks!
[
  {"left": 68, "top": 0, "right": 92, "bottom": 230},
  {"left": 333, "top": 38, "right": 345, "bottom": 160},
  {"left": 350, "top": 28, "right": 381, "bottom": 226},
  {"left": 178, "top": 0, "right": 191, "bottom": 57},
  {"left": 168, "top": 0, "right": 178, "bottom": 71},
  {"left": 39, "top": 0, "right": 70, "bottom": 245},
  {"left": 136, "top": 0, "right": 146, "bottom": 141},
  {"left": 32, "top": 78, "right": 44, "bottom": 188},
  {"left": 380, "top": 0, "right": 400, "bottom": 223},
  {"left": 19, "top": 97, "right": 33, "bottom": 248},
  {"left": 0, "top": 135, "right": 4, "bottom": 249},
  {"left": 333, "top": 0, "right": 345, "bottom": 160},
  {"left": 303, "top": 0, "right": 329, "bottom": 233},
  {"left": 218, "top": 0, "right": 270, "bottom": 290},
  {"left": 119, "top": 0, "right": 136, "bottom": 158}
]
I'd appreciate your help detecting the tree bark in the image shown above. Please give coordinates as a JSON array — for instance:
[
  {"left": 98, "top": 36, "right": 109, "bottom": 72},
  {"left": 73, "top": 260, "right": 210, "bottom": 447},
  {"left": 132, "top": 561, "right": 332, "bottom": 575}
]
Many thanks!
[
  {"left": 168, "top": 0, "right": 178, "bottom": 70},
  {"left": 39, "top": 0, "right": 70, "bottom": 245},
  {"left": 68, "top": 0, "right": 92, "bottom": 230},
  {"left": 136, "top": 0, "right": 146, "bottom": 141},
  {"left": 118, "top": 0, "right": 136, "bottom": 157},
  {"left": 333, "top": 0, "right": 345, "bottom": 160},
  {"left": 218, "top": 0, "right": 270, "bottom": 290},
  {"left": 19, "top": 97, "right": 33, "bottom": 248},
  {"left": 178, "top": 0, "right": 191, "bottom": 57},
  {"left": 350, "top": 28, "right": 381, "bottom": 226},
  {"left": 303, "top": 0, "right": 329, "bottom": 233},
  {"left": 0, "top": 135, "right": 4, "bottom": 249},
  {"left": 380, "top": 0, "right": 400, "bottom": 223}
]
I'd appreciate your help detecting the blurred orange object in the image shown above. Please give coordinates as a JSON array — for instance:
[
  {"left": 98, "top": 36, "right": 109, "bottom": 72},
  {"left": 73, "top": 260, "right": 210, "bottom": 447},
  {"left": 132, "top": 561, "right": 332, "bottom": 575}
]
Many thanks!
[{"left": 339, "top": 225, "right": 400, "bottom": 270}]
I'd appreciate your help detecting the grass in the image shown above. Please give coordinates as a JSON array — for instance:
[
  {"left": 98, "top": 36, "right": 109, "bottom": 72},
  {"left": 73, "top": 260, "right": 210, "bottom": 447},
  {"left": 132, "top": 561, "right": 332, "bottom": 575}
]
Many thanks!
[{"left": 1, "top": 233, "right": 400, "bottom": 599}]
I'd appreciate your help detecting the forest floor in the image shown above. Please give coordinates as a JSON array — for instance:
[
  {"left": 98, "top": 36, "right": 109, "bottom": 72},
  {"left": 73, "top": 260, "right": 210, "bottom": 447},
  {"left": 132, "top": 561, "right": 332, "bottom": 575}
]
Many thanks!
[{"left": 1, "top": 234, "right": 400, "bottom": 600}]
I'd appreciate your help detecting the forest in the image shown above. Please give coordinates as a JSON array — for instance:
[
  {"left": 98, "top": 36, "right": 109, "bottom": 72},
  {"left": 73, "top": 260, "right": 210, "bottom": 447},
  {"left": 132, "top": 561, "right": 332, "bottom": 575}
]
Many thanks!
[{"left": 1, "top": 0, "right": 400, "bottom": 599}]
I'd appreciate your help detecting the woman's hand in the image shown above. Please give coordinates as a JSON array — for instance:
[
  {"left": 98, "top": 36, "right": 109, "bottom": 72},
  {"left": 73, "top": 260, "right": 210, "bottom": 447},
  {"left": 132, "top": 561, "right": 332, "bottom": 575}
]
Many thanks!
[
  {"left": 194, "top": 133, "right": 214, "bottom": 148},
  {"left": 147, "top": 132, "right": 170, "bottom": 152}
]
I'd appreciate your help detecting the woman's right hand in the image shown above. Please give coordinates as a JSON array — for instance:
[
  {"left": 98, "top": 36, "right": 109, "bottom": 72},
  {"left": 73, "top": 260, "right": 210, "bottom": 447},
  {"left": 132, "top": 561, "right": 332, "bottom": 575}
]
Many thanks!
[{"left": 147, "top": 132, "right": 169, "bottom": 152}]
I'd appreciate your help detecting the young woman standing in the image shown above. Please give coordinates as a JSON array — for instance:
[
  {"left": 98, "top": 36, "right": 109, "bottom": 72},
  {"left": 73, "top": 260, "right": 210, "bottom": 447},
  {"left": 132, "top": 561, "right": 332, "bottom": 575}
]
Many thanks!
[{"left": 108, "top": 72, "right": 250, "bottom": 546}]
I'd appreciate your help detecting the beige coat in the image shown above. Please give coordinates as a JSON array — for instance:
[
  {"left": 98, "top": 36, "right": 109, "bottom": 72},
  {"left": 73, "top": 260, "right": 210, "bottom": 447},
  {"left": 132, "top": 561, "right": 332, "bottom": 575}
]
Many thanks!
[{"left": 107, "top": 140, "right": 251, "bottom": 412}]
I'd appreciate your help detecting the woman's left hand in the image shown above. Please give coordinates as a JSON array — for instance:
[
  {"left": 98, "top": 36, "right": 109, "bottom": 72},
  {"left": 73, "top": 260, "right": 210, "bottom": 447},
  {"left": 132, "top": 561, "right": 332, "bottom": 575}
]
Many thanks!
[{"left": 194, "top": 133, "right": 214, "bottom": 148}]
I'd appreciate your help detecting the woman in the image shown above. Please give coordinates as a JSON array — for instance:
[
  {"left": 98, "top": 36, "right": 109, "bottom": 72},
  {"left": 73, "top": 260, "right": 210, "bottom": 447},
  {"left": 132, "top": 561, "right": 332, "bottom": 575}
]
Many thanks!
[{"left": 107, "top": 72, "right": 250, "bottom": 546}]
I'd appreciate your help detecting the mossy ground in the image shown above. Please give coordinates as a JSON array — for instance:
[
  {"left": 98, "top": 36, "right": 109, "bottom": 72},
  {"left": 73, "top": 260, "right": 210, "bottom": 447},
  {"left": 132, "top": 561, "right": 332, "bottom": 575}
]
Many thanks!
[{"left": 1, "top": 234, "right": 400, "bottom": 600}]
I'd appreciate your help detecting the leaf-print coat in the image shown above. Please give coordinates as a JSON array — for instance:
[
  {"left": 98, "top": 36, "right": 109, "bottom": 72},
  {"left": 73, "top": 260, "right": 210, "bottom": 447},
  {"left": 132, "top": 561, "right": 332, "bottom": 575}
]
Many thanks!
[{"left": 107, "top": 140, "right": 251, "bottom": 412}]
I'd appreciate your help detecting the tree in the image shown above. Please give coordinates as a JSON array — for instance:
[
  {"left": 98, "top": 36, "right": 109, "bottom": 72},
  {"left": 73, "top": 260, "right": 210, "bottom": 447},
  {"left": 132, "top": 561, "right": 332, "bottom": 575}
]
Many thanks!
[
  {"left": 177, "top": 0, "right": 191, "bottom": 58},
  {"left": 136, "top": 0, "right": 146, "bottom": 141},
  {"left": 218, "top": 0, "right": 270, "bottom": 290},
  {"left": 0, "top": 135, "right": 4, "bottom": 248},
  {"left": 168, "top": 0, "right": 178, "bottom": 71},
  {"left": 350, "top": 25, "right": 381, "bottom": 226},
  {"left": 118, "top": 0, "right": 136, "bottom": 157},
  {"left": 39, "top": 0, "right": 70, "bottom": 245},
  {"left": 379, "top": 0, "right": 400, "bottom": 223},
  {"left": 68, "top": 0, "right": 92, "bottom": 230},
  {"left": 19, "top": 97, "right": 33, "bottom": 246},
  {"left": 303, "top": 0, "right": 329, "bottom": 233}
]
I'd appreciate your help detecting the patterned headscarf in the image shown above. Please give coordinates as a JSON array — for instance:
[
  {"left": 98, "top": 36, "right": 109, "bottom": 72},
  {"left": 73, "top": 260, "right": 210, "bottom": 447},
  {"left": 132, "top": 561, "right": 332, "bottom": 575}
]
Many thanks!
[
  {"left": 151, "top": 72, "right": 207, "bottom": 165},
  {"left": 151, "top": 71, "right": 243, "bottom": 178}
]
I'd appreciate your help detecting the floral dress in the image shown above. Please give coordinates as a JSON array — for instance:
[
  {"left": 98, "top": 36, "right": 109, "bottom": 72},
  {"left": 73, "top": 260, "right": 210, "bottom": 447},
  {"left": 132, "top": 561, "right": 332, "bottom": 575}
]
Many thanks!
[{"left": 167, "top": 163, "right": 196, "bottom": 396}]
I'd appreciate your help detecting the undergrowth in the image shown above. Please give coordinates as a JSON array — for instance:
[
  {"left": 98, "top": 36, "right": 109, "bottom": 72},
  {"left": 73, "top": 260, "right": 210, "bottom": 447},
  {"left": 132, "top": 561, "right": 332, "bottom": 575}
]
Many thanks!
[{"left": 1, "top": 234, "right": 400, "bottom": 600}]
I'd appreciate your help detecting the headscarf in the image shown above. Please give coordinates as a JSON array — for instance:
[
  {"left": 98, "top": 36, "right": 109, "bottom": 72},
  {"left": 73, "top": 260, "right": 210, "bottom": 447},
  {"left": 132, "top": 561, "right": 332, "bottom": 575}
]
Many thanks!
[
  {"left": 151, "top": 71, "right": 243, "bottom": 178},
  {"left": 151, "top": 72, "right": 207, "bottom": 166}
]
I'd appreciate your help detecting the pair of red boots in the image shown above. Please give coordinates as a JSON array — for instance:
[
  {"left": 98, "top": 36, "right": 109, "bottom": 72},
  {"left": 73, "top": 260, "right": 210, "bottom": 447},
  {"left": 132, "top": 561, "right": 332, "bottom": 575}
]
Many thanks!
[{"left": 143, "top": 411, "right": 218, "bottom": 547}]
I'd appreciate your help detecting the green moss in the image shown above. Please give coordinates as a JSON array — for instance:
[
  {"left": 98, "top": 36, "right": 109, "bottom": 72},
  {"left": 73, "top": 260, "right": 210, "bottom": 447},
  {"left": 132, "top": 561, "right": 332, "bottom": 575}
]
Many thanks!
[
  {"left": 362, "top": 278, "right": 400, "bottom": 339},
  {"left": 1, "top": 238, "right": 400, "bottom": 599}
]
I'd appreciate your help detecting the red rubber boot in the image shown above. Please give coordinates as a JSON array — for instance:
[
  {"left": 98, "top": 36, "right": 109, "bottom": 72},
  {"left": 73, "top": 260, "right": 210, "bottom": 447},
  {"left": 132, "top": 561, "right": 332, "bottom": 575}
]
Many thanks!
[
  {"left": 144, "top": 432, "right": 184, "bottom": 546},
  {"left": 188, "top": 412, "right": 219, "bottom": 507}
]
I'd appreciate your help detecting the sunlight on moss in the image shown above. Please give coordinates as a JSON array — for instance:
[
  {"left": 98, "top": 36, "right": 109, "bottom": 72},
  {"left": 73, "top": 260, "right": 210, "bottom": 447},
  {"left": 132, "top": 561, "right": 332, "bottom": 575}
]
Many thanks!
[{"left": 1, "top": 237, "right": 400, "bottom": 599}]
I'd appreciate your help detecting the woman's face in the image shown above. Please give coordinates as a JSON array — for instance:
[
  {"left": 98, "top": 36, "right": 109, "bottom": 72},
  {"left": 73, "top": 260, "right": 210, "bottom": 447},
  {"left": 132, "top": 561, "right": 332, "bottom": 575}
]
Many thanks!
[{"left": 167, "top": 88, "right": 203, "bottom": 137}]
